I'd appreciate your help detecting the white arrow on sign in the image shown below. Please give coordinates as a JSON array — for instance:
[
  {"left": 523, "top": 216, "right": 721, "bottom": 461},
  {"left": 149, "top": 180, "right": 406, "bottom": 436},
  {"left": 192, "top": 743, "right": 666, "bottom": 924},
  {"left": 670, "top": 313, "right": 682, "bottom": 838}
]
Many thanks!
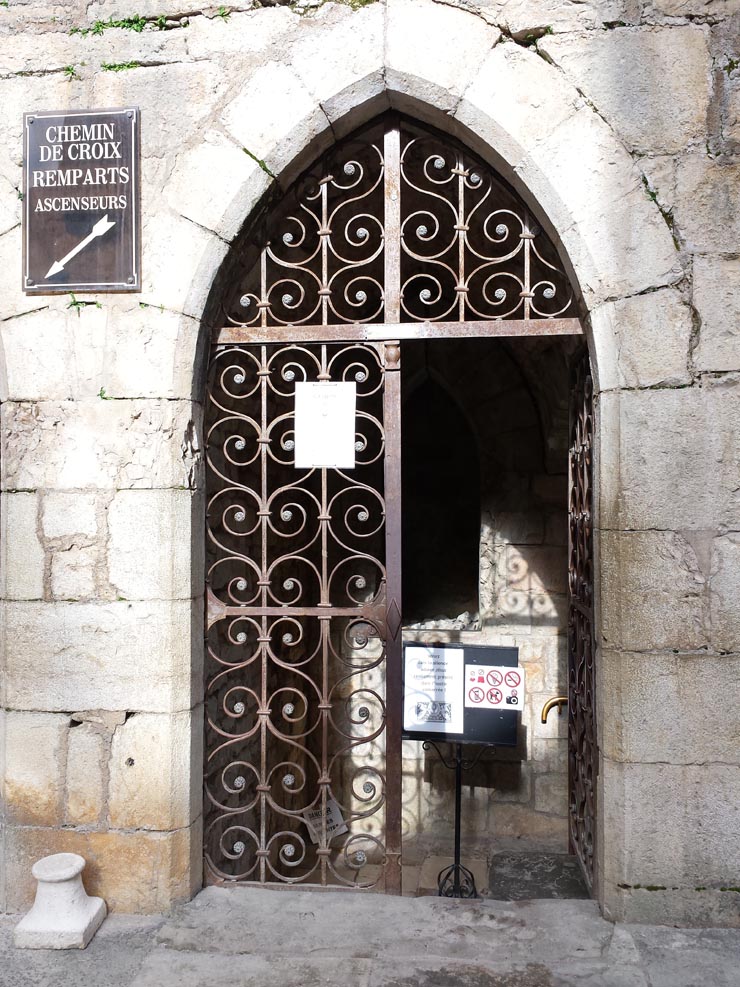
[{"left": 45, "top": 214, "right": 116, "bottom": 279}]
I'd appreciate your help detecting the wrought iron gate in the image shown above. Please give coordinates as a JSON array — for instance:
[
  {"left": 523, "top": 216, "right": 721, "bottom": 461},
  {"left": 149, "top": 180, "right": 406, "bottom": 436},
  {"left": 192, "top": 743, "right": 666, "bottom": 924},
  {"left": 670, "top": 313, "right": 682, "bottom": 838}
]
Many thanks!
[
  {"left": 204, "top": 112, "right": 589, "bottom": 894},
  {"left": 567, "top": 351, "right": 597, "bottom": 891},
  {"left": 204, "top": 340, "right": 402, "bottom": 891}
]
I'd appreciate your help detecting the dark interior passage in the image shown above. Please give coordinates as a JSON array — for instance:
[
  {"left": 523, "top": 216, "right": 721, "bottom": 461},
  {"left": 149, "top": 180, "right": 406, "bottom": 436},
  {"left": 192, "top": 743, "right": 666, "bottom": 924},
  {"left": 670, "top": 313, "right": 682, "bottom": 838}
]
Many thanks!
[
  {"left": 399, "top": 335, "right": 578, "bottom": 887},
  {"left": 402, "top": 365, "right": 480, "bottom": 622}
]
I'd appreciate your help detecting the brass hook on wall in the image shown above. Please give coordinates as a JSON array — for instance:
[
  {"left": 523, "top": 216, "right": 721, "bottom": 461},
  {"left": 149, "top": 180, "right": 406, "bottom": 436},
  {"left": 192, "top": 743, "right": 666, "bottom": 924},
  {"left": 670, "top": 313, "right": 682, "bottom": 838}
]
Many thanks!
[{"left": 541, "top": 696, "right": 568, "bottom": 724}]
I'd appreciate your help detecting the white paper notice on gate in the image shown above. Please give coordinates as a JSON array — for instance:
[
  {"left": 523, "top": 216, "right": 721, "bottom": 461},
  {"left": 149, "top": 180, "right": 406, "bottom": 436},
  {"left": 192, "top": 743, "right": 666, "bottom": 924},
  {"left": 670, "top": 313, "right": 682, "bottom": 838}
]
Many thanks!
[
  {"left": 294, "top": 381, "right": 357, "bottom": 469},
  {"left": 403, "top": 645, "right": 464, "bottom": 735},
  {"left": 464, "top": 665, "right": 526, "bottom": 711},
  {"left": 302, "top": 795, "right": 349, "bottom": 845}
]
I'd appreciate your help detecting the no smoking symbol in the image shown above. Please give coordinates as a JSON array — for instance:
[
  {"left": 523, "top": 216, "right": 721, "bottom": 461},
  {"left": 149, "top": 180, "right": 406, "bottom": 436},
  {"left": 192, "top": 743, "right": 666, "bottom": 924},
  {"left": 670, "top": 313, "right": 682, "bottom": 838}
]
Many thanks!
[
  {"left": 487, "top": 687, "right": 502, "bottom": 705},
  {"left": 504, "top": 670, "right": 521, "bottom": 688},
  {"left": 469, "top": 686, "right": 485, "bottom": 704}
]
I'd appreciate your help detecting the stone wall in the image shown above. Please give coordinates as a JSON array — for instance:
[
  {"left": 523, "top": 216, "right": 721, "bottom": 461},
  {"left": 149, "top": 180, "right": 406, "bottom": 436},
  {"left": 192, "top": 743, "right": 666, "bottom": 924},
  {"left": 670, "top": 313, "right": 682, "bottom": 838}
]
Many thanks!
[{"left": 1, "top": 0, "right": 738, "bottom": 926}]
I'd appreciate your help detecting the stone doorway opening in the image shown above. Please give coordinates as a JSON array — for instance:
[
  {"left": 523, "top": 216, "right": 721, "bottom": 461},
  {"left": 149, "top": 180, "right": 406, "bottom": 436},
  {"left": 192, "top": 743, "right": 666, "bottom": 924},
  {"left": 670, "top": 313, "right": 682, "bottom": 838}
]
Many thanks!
[
  {"left": 201, "top": 112, "right": 596, "bottom": 899},
  {"left": 399, "top": 334, "right": 585, "bottom": 898}
]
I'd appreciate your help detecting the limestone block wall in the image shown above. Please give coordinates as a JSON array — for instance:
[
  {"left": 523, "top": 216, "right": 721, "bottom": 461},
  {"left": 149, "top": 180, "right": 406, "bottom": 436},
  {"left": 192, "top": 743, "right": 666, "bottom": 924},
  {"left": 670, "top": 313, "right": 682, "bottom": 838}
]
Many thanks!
[
  {"left": 0, "top": 0, "right": 738, "bottom": 926},
  {"left": 0, "top": 369, "right": 205, "bottom": 912}
]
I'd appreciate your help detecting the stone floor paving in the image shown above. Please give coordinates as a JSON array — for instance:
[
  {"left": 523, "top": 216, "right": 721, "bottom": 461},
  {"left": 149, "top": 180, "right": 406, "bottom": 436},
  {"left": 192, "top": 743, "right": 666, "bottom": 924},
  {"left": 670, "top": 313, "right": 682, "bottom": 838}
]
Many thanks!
[
  {"left": 1, "top": 886, "right": 739, "bottom": 987},
  {"left": 487, "top": 853, "right": 590, "bottom": 901}
]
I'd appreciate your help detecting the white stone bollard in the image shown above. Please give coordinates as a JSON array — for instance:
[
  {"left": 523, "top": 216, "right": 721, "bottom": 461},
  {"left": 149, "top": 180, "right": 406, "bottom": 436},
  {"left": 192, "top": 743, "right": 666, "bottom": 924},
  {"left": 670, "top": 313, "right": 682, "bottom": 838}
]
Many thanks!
[{"left": 14, "top": 853, "right": 107, "bottom": 950}]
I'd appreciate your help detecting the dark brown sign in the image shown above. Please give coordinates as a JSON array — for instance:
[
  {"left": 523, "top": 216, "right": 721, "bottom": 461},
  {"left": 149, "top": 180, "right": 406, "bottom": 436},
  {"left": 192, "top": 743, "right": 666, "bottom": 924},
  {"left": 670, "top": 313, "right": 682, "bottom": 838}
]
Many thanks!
[{"left": 23, "top": 107, "right": 140, "bottom": 293}]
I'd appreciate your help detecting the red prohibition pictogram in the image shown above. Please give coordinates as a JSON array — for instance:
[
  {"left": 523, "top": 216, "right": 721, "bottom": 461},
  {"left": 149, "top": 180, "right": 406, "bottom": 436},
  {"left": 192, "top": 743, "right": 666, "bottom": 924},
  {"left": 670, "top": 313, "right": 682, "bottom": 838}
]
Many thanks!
[
  {"left": 487, "top": 687, "right": 502, "bottom": 705},
  {"left": 486, "top": 669, "right": 503, "bottom": 686},
  {"left": 504, "top": 670, "right": 521, "bottom": 688},
  {"left": 468, "top": 686, "right": 485, "bottom": 704}
]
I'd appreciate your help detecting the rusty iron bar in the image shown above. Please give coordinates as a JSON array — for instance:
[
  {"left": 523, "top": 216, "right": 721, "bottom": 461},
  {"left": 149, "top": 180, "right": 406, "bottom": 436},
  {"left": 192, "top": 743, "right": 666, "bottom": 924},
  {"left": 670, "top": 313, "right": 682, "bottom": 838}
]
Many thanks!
[
  {"left": 381, "top": 340, "right": 402, "bottom": 894},
  {"left": 214, "top": 317, "right": 583, "bottom": 346},
  {"left": 567, "top": 350, "right": 597, "bottom": 894}
]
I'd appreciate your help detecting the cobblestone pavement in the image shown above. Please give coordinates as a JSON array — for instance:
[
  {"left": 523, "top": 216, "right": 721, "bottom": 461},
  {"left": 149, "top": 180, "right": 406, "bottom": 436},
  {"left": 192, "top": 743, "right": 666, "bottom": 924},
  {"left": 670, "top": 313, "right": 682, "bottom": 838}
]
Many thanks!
[{"left": 1, "top": 886, "right": 739, "bottom": 987}]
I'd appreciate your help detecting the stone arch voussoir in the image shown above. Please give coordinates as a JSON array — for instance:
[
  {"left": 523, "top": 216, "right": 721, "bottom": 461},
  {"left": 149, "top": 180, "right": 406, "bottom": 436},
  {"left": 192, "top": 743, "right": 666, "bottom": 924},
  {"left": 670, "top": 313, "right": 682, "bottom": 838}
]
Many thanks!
[
  {"left": 179, "top": 2, "right": 684, "bottom": 906},
  {"left": 176, "top": 2, "right": 681, "bottom": 394}
]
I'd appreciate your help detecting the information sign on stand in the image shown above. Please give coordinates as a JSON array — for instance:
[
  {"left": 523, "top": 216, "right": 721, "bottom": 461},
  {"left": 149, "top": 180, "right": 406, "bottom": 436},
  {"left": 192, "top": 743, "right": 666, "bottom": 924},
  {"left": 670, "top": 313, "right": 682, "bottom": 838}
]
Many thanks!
[
  {"left": 402, "top": 642, "right": 525, "bottom": 899},
  {"left": 402, "top": 643, "right": 523, "bottom": 746},
  {"left": 22, "top": 107, "right": 140, "bottom": 293}
]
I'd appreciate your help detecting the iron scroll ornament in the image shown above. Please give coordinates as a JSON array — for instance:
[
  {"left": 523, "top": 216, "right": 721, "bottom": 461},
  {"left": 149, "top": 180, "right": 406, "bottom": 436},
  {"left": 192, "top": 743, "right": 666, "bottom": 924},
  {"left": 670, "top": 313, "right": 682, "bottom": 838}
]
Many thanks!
[
  {"left": 222, "top": 116, "right": 575, "bottom": 328},
  {"left": 204, "top": 341, "right": 393, "bottom": 888}
]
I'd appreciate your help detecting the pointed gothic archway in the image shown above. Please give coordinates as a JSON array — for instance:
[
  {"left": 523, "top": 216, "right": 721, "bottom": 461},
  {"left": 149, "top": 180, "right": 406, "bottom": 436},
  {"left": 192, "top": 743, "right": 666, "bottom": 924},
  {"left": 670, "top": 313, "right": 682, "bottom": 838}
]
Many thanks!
[{"left": 202, "top": 114, "right": 596, "bottom": 895}]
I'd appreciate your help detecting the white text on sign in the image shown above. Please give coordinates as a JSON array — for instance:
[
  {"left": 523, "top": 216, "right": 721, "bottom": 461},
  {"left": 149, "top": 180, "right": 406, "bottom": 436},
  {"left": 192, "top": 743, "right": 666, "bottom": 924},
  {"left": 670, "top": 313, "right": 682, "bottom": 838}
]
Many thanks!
[{"left": 31, "top": 121, "right": 130, "bottom": 214}]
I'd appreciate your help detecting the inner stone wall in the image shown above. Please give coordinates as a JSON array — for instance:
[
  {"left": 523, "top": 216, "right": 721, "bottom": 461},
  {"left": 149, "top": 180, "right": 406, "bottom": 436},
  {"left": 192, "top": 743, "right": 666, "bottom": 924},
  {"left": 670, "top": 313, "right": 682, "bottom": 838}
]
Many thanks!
[
  {"left": 1, "top": 0, "right": 738, "bottom": 928},
  {"left": 401, "top": 338, "right": 574, "bottom": 857}
]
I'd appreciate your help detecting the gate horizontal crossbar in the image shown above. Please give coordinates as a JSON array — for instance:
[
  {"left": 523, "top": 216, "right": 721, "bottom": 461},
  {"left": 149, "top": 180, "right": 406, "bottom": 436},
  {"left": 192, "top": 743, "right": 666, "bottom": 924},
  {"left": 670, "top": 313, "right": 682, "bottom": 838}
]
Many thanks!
[
  {"left": 214, "top": 317, "right": 583, "bottom": 346},
  {"left": 207, "top": 602, "right": 387, "bottom": 629}
]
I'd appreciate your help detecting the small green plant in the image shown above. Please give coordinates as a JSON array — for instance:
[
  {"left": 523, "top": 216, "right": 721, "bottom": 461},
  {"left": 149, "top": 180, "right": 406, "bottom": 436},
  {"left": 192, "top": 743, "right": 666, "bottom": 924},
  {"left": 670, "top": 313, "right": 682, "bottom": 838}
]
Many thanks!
[
  {"left": 101, "top": 61, "right": 141, "bottom": 72},
  {"left": 217, "top": 5, "right": 230, "bottom": 19},
  {"left": 724, "top": 56, "right": 739, "bottom": 75},
  {"left": 70, "top": 13, "right": 182, "bottom": 35},
  {"left": 640, "top": 176, "right": 679, "bottom": 249},
  {"left": 71, "top": 15, "right": 145, "bottom": 36},
  {"left": 242, "top": 146, "right": 276, "bottom": 180},
  {"left": 510, "top": 25, "right": 553, "bottom": 47},
  {"left": 68, "top": 293, "right": 102, "bottom": 315},
  {"left": 63, "top": 64, "right": 79, "bottom": 80},
  {"left": 98, "top": 386, "right": 112, "bottom": 400},
  {"left": 641, "top": 175, "right": 658, "bottom": 205},
  {"left": 0, "top": 2, "right": 9, "bottom": 9}
]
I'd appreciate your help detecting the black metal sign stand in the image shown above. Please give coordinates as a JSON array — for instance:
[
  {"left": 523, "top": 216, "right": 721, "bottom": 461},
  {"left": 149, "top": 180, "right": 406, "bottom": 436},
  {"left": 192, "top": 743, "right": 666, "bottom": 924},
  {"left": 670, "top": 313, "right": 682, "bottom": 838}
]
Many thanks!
[{"left": 422, "top": 740, "right": 496, "bottom": 898}]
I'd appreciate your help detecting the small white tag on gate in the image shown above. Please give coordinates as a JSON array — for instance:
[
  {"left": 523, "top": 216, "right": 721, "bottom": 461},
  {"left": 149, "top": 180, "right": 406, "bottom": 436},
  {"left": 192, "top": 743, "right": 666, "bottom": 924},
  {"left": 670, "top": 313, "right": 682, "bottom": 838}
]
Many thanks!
[
  {"left": 302, "top": 795, "right": 349, "bottom": 844},
  {"left": 294, "top": 381, "right": 356, "bottom": 469}
]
